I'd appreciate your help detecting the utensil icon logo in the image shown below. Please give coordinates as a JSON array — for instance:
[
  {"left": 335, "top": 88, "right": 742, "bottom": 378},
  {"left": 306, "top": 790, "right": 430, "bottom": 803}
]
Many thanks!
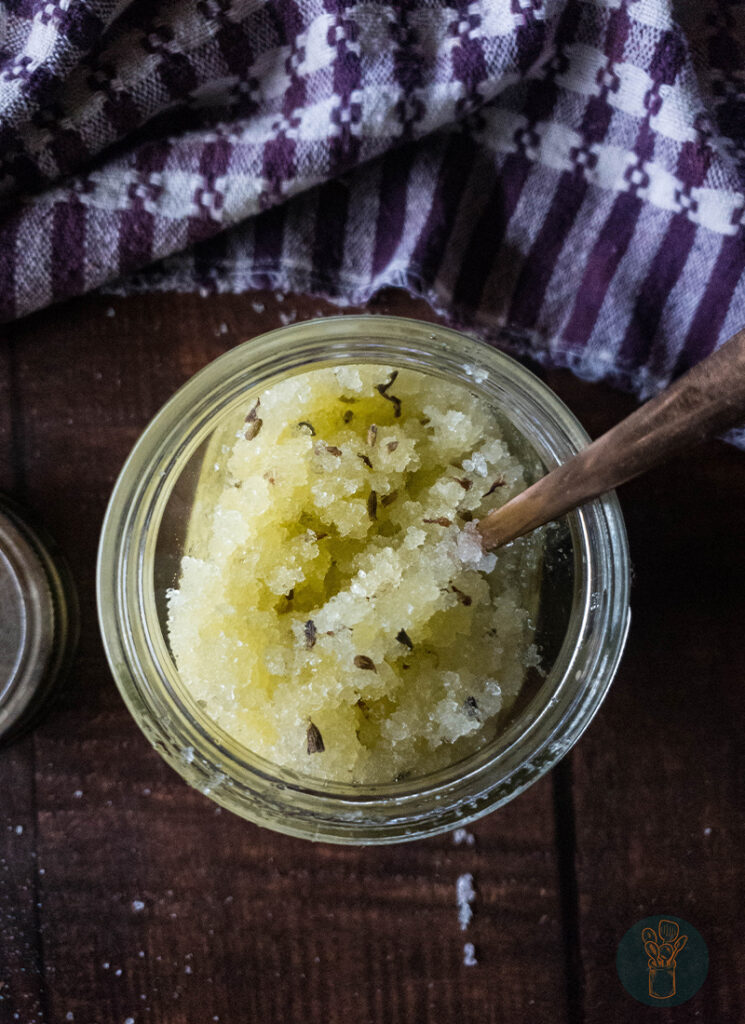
[
  {"left": 642, "top": 919, "right": 687, "bottom": 999},
  {"left": 616, "top": 915, "right": 708, "bottom": 1007}
]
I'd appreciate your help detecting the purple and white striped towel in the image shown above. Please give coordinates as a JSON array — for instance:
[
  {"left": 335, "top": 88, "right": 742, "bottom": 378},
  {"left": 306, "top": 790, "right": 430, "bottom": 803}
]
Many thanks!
[{"left": 2, "top": 0, "right": 745, "bottom": 433}]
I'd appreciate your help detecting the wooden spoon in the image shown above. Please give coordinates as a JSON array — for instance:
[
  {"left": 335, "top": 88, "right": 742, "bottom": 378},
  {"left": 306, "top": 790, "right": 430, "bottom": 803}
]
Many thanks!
[{"left": 477, "top": 328, "right": 745, "bottom": 551}]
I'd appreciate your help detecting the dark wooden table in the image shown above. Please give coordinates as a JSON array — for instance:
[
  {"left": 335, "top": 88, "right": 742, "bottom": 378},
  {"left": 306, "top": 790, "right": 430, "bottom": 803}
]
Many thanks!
[{"left": 1, "top": 287, "right": 743, "bottom": 1024}]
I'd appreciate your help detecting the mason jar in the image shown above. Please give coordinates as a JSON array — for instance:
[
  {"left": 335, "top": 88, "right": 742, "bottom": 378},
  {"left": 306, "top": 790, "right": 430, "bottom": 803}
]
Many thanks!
[{"left": 97, "top": 315, "right": 629, "bottom": 843}]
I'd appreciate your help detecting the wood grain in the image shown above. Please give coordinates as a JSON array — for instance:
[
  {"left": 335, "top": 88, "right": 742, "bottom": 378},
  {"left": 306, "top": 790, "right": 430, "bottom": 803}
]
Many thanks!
[
  {"left": 1, "top": 290, "right": 569, "bottom": 1024},
  {"left": 546, "top": 369, "right": 745, "bottom": 1023},
  {"left": 1, "top": 290, "right": 742, "bottom": 1023},
  {"left": 0, "top": 334, "right": 49, "bottom": 1024}
]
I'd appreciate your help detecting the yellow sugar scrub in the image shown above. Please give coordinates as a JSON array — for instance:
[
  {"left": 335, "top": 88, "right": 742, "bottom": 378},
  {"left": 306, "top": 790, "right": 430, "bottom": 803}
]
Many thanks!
[{"left": 166, "top": 364, "right": 543, "bottom": 785}]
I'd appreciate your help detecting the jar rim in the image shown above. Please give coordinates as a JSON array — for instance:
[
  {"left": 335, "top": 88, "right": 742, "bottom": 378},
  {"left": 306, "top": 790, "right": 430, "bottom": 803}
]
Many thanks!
[{"left": 97, "top": 315, "right": 630, "bottom": 843}]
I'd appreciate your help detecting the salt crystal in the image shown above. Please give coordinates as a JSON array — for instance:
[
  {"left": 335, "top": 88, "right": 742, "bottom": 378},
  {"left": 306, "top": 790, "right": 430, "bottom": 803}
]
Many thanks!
[
  {"left": 73, "top": 790, "right": 83, "bottom": 799},
  {"left": 106, "top": 307, "right": 116, "bottom": 318},
  {"left": 456, "top": 873, "right": 476, "bottom": 931},
  {"left": 115, "top": 969, "right": 122, "bottom": 977},
  {"left": 704, "top": 826, "right": 712, "bottom": 836},
  {"left": 103, "top": 962, "right": 110, "bottom": 969},
  {"left": 15, "top": 825, "right": 23, "bottom": 835},
  {"left": 463, "top": 363, "right": 488, "bottom": 383},
  {"left": 455, "top": 523, "right": 485, "bottom": 566},
  {"left": 66, "top": 1013, "right": 74, "bottom": 1021},
  {"left": 463, "top": 942, "right": 478, "bottom": 966},
  {"left": 132, "top": 900, "right": 145, "bottom": 912},
  {"left": 251, "top": 301, "right": 265, "bottom": 314},
  {"left": 452, "top": 828, "right": 475, "bottom": 847},
  {"left": 463, "top": 452, "right": 488, "bottom": 477},
  {"left": 185, "top": 965, "right": 192, "bottom": 975}
]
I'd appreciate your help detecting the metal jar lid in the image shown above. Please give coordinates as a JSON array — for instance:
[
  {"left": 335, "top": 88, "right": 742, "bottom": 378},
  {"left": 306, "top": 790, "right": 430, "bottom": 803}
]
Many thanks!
[{"left": 0, "top": 497, "right": 78, "bottom": 741}]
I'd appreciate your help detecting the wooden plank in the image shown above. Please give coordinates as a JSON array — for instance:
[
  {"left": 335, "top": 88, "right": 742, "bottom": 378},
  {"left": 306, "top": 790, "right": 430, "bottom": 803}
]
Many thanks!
[
  {"left": 0, "top": 334, "right": 49, "bottom": 1024},
  {"left": 0, "top": 335, "right": 14, "bottom": 490},
  {"left": 2, "top": 290, "right": 570, "bottom": 1023},
  {"left": 0, "top": 737, "right": 47, "bottom": 1024},
  {"left": 546, "top": 370, "right": 745, "bottom": 1022}
]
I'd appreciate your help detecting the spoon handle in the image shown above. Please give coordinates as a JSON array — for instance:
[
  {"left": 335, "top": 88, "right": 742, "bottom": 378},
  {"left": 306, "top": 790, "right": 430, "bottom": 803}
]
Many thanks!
[{"left": 477, "top": 327, "right": 745, "bottom": 550}]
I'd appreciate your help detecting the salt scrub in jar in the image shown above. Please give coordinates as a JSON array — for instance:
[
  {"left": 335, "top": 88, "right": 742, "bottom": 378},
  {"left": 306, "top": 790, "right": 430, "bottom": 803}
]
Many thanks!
[{"left": 167, "top": 363, "right": 542, "bottom": 784}]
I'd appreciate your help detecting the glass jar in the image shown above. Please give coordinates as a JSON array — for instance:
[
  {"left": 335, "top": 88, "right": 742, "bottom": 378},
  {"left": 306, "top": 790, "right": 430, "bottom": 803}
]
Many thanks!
[{"left": 97, "top": 316, "right": 629, "bottom": 844}]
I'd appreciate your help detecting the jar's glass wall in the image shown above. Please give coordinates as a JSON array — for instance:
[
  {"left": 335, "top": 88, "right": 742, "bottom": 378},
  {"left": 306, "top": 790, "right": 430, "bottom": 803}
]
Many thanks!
[{"left": 97, "top": 317, "right": 629, "bottom": 844}]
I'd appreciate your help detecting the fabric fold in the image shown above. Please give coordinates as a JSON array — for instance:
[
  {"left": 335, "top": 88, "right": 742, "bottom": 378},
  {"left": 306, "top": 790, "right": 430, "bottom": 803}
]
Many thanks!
[{"left": 1, "top": 0, "right": 744, "bottom": 443}]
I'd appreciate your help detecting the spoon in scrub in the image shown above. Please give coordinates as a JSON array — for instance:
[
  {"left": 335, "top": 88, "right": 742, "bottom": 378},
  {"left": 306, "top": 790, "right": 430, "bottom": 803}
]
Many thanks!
[{"left": 476, "top": 328, "right": 745, "bottom": 551}]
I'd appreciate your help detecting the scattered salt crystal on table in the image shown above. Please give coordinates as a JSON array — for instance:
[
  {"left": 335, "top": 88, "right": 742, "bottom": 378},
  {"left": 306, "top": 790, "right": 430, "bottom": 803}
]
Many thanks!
[
  {"left": 453, "top": 827, "right": 475, "bottom": 846},
  {"left": 463, "top": 942, "right": 478, "bottom": 966},
  {"left": 251, "top": 301, "right": 265, "bottom": 313},
  {"left": 456, "top": 873, "right": 476, "bottom": 931},
  {"left": 132, "top": 900, "right": 145, "bottom": 912}
]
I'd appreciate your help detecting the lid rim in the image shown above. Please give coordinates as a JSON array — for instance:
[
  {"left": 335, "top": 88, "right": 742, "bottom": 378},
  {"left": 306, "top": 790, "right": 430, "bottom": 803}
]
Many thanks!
[{"left": 0, "top": 497, "right": 78, "bottom": 742}]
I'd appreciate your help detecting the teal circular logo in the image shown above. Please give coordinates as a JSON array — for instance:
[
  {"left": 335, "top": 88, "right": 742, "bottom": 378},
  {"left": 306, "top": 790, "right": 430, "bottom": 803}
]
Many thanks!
[{"left": 617, "top": 915, "right": 708, "bottom": 1006}]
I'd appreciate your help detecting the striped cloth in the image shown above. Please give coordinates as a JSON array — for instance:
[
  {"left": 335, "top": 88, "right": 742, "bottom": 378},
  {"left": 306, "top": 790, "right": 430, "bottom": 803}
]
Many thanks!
[{"left": 2, "top": 0, "right": 745, "bottom": 427}]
